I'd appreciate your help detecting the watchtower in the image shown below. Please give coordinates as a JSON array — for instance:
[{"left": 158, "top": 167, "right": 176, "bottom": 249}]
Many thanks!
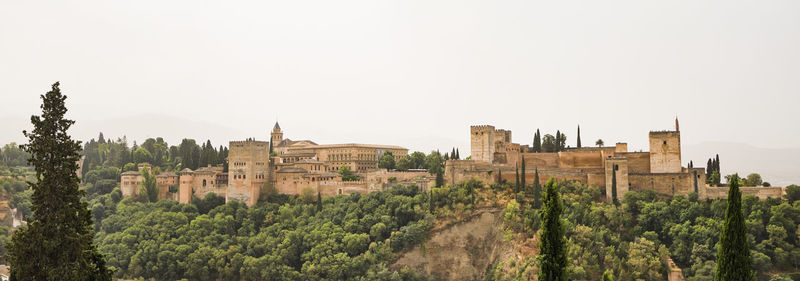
[
  {"left": 649, "top": 121, "right": 682, "bottom": 173},
  {"left": 470, "top": 125, "right": 496, "bottom": 163}
]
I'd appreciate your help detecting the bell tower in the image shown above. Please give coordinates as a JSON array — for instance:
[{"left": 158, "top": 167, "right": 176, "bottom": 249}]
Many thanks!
[{"left": 271, "top": 122, "right": 283, "bottom": 145}]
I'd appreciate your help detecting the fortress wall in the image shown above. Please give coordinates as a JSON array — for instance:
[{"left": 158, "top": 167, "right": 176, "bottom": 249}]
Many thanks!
[
  {"left": 605, "top": 158, "right": 629, "bottom": 202},
  {"left": 362, "top": 170, "right": 431, "bottom": 191},
  {"left": 702, "top": 186, "right": 784, "bottom": 200},
  {"left": 521, "top": 153, "right": 560, "bottom": 168},
  {"left": 558, "top": 151, "right": 603, "bottom": 168},
  {"left": 629, "top": 173, "right": 695, "bottom": 196},
  {"left": 587, "top": 173, "right": 606, "bottom": 187},
  {"left": 616, "top": 152, "right": 651, "bottom": 173}
]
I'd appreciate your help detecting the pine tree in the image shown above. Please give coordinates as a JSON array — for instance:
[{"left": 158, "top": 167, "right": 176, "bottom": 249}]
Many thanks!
[
  {"left": 714, "top": 174, "right": 754, "bottom": 281},
  {"left": 576, "top": 125, "right": 581, "bottom": 148},
  {"left": 7, "top": 82, "right": 112, "bottom": 280},
  {"left": 538, "top": 178, "right": 568, "bottom": 281},
  {"left": 520, "top": 157, "right": 526, "bottom": 191}
]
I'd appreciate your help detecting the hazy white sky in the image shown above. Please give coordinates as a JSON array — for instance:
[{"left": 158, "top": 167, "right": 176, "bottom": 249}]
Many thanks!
[{"left": 2, "top": 0, "right": 799, "bottom": 158}]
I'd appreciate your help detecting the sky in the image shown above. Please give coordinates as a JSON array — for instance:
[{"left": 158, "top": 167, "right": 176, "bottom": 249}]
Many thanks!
[{"left": 1, "top": 0, "right": 799, "bottom": 165}]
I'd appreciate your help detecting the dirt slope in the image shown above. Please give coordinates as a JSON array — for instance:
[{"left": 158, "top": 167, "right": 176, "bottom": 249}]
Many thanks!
[{"left": 391, "top": 209, "right": 516, "bottom": 281}]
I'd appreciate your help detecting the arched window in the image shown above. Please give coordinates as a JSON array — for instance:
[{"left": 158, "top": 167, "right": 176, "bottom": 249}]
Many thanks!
[{"left": 202, "top": 179, "right": 207, "bottom": 187}]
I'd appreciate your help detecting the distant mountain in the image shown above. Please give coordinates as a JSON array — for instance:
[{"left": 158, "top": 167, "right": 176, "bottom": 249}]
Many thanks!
[{"left": 684, "top": 142, "right": 800, "bottom": 187}]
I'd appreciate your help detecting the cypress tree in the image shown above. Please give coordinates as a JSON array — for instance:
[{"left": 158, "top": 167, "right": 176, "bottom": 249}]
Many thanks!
[
  {"left": 533, "top": 168, "right": 541, "bottom": 208},
  {"left": 515, "top": 167, "right": 520, "bottom": 192},
  {"left": 520, "top": 157, "right": 526, "bottom": 191},
  {"left": 497, "top": 169, "right": 502, "bottom": 184},
  {"left": 455, "top": 148, "right": 460, "bottom": 160},
  {"left": 533, "top": 129, "right": 542, "bottom": 152},
  {"left": 316, "top": 191, "right": 323, "bottom": 212},
  {"left": 714, "top": 175, "right": 754, "bottom": 281},
  {"left": 707, "top": 158, "right": 714, "bottom": 180},
  {"left": 577, "top": 125, "right": 581, "bottom": 148},
  {"left": 538, "top": 178, "right": 568, "bottom": 281},
  {"left": 451, "top": 148, "right": 456, "bottom": 160},
  {"left": 715, "top": 154, "right": 720, "bottom": 173},
  {"left": 611, "top": 165, "right": 618, "bottom": 205},
  {"left": 435, "top": 171, "right": 444, "bottom": 188},
  {"left": 7, "top": 82, "right": 112, "bottom": 280}
]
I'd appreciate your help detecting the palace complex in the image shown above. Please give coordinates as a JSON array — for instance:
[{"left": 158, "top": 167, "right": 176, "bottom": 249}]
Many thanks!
[
  {"left": 120, "top": 119, "right": 785, "bottom": 206},
  {"left": 121, "top": 123, "right": 427, "bottom": 206}
]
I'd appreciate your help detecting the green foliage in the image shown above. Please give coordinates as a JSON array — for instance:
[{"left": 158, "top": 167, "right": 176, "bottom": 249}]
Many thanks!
[
  {"left": 95, "top": 185, "right": 431, "bottom": 280},
  {"left": 602, "top": 269, "right": 613, "bottom": 281},
  {"left": 0, "top": 142, "right": 30, "bottom": 167},
  {"left": 744, "top": 173, "right": 763, "bottom": 187},
  {"left": 532, "top": 129, "right": 542, "bottom": 153},
  {"left": 379, "top": 152, "right": 396, "bottom": 171},
  {"left": 7, "top": 82, "right": 111, "bottom": 280},
  {"left": 396, "top": 156, "right": 411, "bottom": 171},
  {"left": 538, "top": 178, "right": 568, "bottom": 281},
  {"left": 715, "top": 175, "right": 754, "bottom": 281},
  {"left": 339, "top": 165, "right": 360, "bottom": 181},
  {"left": 595, "top": 139, "right": 604, "bottom": 147},
  {"left": 783, "top": 185, "right": 800, "bottom": 204},
  {"left": 138, "top": 167, "right": 158, "bottom": 203}
]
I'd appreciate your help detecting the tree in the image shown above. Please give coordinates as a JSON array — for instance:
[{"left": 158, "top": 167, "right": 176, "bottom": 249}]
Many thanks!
[
  {"left": 709, "top": 171, "right": 721, "bottom": 186},
  {"left": 396, "top": 157, "right": 411, "bottom": 171},
  {"left": 497, "top": 169, "right": 503, "bottom": 184},
  {"left": 533, "top": 129, "right": 542, "bottom": 152},
  {"left": 745, "top": 173, "right": 763, "bottom": 187},
  {"left": 596, "top": 139, "right": 604, "bottom": 147},
  {"left": 611, "top": 165, "right": 618, "bottom": 205},
  {"left": 577, "top": 126, "right": 582, "bottom": 148},
  {"left": 455, "top": 149, "right": 460, "bottom": 160},
  {"left": 532, "top": 168, "right": 541, "bottom": 208},
  {"left": 139, "top": 167, "right": 158, "bottom": 202},
  {"left": 515, "top": 167, "right": 520, "bottom": 192},
  {"left": 784, "top": 185, "right": 800, "bottom": 204},
  {"left": 339, "top": 166, "right": 359, "bottom": 181},
  {"left": 542, "top": 134, "right": 557, "bottom": 152},
  {"left": 602, "top": 270, "right": 613, "bottom": 281},
  {"left": 538, "top": 178, "right": 568, "bottom": 281},
  {"left": 378, "top": 152, "right": 395, "bottom": 171},
  {"left": 714, "top": 174, "right": 754, "bottom": 281},
  {"left": 7, "top": 82, "right": 112, "bottom": 280},
  {"left": 520, "top": 157, "right": 526, "bottom": 191},
  {"left": 410, "top": 151, "right": 426, "bottom": 169},
  {"left": 133, "top": 146, "right": 153, "bottom": 164}
]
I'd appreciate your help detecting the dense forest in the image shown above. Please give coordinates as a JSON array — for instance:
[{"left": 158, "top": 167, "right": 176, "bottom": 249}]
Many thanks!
[{"left": 3, "top": 136, "right": 800, "bottom": 280}]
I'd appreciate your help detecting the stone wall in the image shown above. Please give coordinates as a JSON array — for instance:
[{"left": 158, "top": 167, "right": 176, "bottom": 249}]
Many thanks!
[
  {"left": 616, "top": 152, "right": 651, "bottom": 173},
  {"left": 558, "top": 151, "right": 603, "bottom": 168},
  {"left": 701, "top": 186, "right": 784, "bottom": 200},
  {"left": 629, "top": 173, "right": 695, "bottom": 196},
  {"left": 227, "top": 140, "right": 270, "bottom": 206}
]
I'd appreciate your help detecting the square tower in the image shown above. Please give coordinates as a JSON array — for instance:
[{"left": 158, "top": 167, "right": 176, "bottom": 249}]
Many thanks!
[
  {"left": 228, "top": 140, "right": 271, "bottom": 206},
  {"left": 649, "top": 131, "right": 681, "bottom": 173},
  {"left": 470, "top": 125, "right": 496, "bottom": 163}
]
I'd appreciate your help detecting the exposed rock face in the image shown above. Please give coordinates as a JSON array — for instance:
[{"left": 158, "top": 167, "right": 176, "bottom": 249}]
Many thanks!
[{"left": 391, "top": 210, "right": 514, "bottom": 281}]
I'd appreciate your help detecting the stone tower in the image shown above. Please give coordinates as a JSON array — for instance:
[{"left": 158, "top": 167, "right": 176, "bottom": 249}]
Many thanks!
[
  {"left": 649, "top": 129, "right": 682, "bottom": 173},
  {"left": 227, "top": 140, "right": 270, "bottom": 206},
  {"left": 271, "top": 122, "right": 283, "bottom": 146},
  {"left": 470, "top": 125, "right": 496, "bottom": 163}
]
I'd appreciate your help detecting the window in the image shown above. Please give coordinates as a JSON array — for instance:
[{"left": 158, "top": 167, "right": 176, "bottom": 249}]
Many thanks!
[
  {"left": 202, "top": 179, "right": 207, "bottom": 187},
  {"left": 663, "top": 141, "right": 667, "bottom": 145}
]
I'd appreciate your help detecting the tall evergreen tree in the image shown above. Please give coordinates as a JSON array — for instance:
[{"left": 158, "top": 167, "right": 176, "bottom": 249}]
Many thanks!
[
  {"left": 316, "top": 191, "right": 323, "bottom": 212},
  {"left": 497, "top": 169, "right": 503, "bottom": 184},
  {"left": 714, "top": 174, "right": 754, "bottom": 281},
  {"left": 455, "top": 148, "right": 460, "bottom": 160},
  {"left": 451, "top": 148, "right": 456, "bottom": 160},
  {"left": 707, "top": 158, "right": 714, "bottom": 180},
  {"left": 576, "top": 125, "right": 581, "bottom": 148},
  {"left": 611, "top": 165, "right": 619, "bottom": 205},
  {"left": 7, "top": 82, "right": 112, "bottom": 280},
  {"left": 515, "top": 167, "right": 520, "bottom": 192},
  {"left": 538, "top": 178, "right": 568, "bottom": 281},
  {"left": 520, "top": 157, "right": 526, "bottom": 190},
  {"left": 435, "top": 171, "right": 444, "bottom": 188},
  {"left": 533, "top": 129, "right": 542, "bottom": 152},
  {"left": 715, "top": 154, "right": 720, "bottom": 173},
  {"left": 533, "top": 168, "right": 541, "bottom": 208}
]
